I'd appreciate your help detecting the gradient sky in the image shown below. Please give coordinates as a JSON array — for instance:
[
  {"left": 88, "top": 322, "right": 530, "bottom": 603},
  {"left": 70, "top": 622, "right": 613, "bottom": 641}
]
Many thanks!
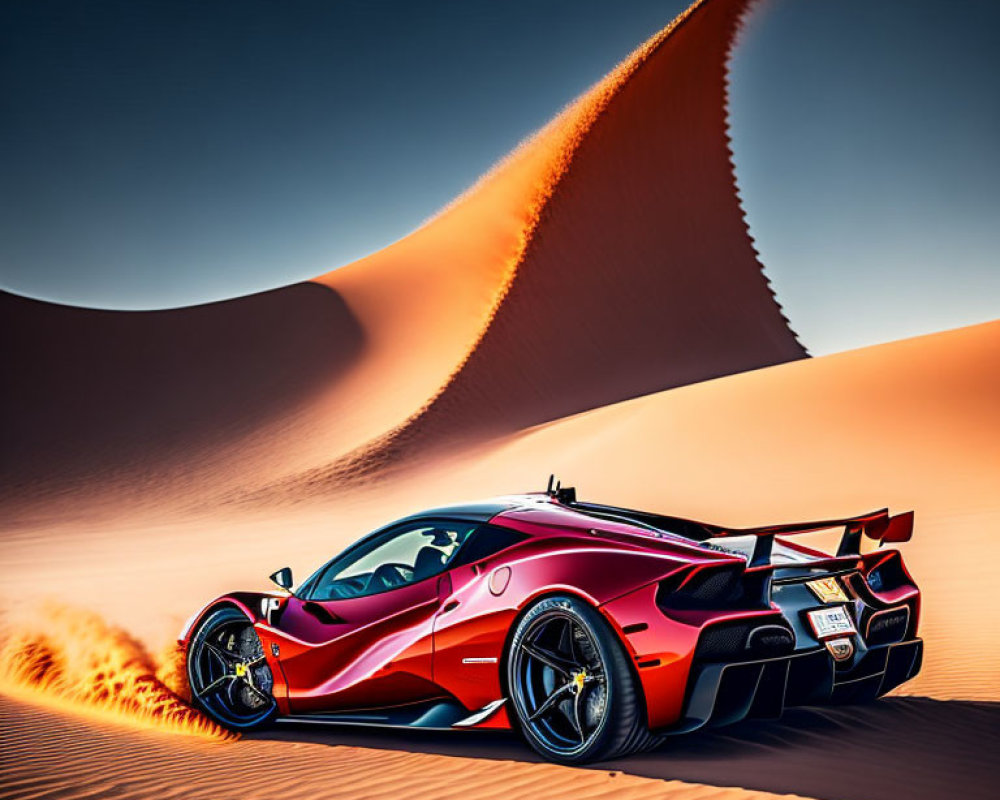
[{"left": 1, "top": 0, "right": 998, "bottom": 355}]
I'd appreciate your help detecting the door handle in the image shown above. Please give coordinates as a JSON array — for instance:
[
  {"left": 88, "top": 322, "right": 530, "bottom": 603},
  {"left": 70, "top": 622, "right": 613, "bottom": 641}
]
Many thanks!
[{"left": 441, "top": 600, "right": 459, "bottom": 614}]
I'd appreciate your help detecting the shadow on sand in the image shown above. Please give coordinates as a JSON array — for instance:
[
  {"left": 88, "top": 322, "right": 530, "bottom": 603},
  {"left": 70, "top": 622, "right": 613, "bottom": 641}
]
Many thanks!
[{"left": 250, "top": 697, "right": 999, "bottom": 800}]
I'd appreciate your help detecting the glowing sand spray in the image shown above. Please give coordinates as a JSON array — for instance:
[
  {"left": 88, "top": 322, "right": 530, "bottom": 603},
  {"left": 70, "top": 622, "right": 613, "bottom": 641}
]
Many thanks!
[{"left": 0, "top": 603, "right": 233, "bottom": 740}]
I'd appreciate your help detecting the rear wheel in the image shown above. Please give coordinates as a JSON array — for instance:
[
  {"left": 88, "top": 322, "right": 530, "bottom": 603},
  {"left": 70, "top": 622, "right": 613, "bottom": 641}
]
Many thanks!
[
  {"left": 507, "top": 595, "right": 661, "bottom": 763},
  {"left": 187, "top": 607, "right": 276, "bottom": 730}
]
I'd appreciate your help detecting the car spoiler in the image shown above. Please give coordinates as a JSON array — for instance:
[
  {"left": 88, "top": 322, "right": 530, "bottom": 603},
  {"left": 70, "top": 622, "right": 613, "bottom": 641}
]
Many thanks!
[
  {"left": 705, "top": 509, "right": 915, "bottom": 567},
  {"left": 542, "top": 478, "right": 914, "bottom": 568}
]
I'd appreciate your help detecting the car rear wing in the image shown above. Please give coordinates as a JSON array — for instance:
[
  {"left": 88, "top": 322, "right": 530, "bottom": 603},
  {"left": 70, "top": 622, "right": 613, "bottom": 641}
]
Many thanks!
[
  {"left": 540, "top": 477, "right": 914, "bottom": 568},
  {"left": 706, "top": 509, "right": 915, "bottom": 567}
]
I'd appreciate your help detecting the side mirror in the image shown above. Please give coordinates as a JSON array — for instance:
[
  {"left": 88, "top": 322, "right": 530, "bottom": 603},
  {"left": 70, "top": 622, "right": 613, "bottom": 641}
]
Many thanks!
[{"left": 269, "top": 566, "right": 294, "bottom": 592}]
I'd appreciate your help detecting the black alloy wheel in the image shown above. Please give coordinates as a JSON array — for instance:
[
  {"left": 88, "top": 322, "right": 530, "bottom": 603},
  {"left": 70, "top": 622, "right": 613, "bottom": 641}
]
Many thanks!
[
  {"left": 507, "top": 595, "right": 660, "bottom": 763},
  {"left": 187, "top": 607, "right": 276, "bottom": 730}
]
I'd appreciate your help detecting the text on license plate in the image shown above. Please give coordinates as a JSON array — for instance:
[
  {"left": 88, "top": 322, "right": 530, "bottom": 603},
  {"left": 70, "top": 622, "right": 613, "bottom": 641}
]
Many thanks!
[{"left": 807, "top": 606, "right": 857, "bottom": 639}]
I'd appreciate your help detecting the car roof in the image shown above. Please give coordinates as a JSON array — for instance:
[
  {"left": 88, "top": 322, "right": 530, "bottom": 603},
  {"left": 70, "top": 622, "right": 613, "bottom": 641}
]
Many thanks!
[
  {"left": 406, "top": 494, "right": 708, "bottom": 540},
  {"left": 396, "top": 498, "right": 526, "bottom": 525},
  {"left": 399, "top": 493, "right": 728, "bottom": 552}
]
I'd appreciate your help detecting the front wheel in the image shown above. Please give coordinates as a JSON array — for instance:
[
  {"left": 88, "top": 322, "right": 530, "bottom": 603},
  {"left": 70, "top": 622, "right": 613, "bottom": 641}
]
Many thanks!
[
  {"left": 507, "top": 595, "right": 661, "bottom": 763},
  {"left": 187, "top": 606, "right": 276, "bottom": 730}
]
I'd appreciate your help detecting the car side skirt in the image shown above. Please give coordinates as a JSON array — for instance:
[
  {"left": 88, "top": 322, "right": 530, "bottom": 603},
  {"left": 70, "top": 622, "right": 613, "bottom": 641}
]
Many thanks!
[{"left": 274, "top": 697, "right": 509, "bottom": 731}]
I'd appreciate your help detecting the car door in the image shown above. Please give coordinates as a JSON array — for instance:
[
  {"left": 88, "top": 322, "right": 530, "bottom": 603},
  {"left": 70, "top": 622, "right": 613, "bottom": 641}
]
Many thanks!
[
  {"left": 430, "top": 524, "right": 531, "bottom": 710},
  {"left": 271, "top": 519, "right": 465, "bottom": 714}
]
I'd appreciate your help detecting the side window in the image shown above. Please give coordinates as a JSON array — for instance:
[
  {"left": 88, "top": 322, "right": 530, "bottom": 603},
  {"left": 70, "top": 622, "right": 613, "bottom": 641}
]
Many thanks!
[
  {"left": 451, "top": 524, "right": 529, "bottom": 568},
  {"left": 308, "top": 521, "right": 478, "bottom": 600}
]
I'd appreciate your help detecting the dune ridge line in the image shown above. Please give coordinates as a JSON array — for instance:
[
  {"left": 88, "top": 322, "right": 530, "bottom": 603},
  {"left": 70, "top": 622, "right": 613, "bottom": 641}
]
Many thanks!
[{"left": 275, "top": 0, "right": 802, "bottom": 495}]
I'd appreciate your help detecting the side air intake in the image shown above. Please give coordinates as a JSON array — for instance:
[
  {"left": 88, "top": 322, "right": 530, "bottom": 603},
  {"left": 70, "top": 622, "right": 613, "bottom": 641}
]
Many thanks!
[{"left": 656, "top": 563, "right": 771, "bottom": 612}]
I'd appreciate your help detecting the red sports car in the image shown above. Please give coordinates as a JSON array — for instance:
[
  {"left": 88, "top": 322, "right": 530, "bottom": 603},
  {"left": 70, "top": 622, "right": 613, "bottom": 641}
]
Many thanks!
[{"left": 181, "top": 480, "right": 923, "bottom": 763}]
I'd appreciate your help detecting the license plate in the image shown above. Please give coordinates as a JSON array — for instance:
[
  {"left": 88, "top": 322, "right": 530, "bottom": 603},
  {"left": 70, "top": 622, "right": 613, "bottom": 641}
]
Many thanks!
[{"left": 807, "top": 606, "right": 856, "bottom": 639}]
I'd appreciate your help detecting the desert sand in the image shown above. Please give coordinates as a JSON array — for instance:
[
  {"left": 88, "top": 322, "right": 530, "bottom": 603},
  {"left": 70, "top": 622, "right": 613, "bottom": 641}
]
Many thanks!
[{"left": 1, "top": 0, "right": 998, "bottom": 798}]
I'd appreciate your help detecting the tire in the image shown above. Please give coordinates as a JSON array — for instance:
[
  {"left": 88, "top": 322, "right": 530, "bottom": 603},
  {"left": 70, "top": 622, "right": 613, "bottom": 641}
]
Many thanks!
[
  {"left": 187, "top": 606, "right": 277, "bottom": 730},
  {"left": 507, "top": 594, "right": 662, "bottom": 764}
]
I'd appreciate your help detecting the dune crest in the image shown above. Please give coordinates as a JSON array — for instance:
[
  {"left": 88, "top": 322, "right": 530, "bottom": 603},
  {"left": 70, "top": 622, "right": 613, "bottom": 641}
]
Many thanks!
[{"left": 276, "top": 0, "right": 806, "bottom": 495}]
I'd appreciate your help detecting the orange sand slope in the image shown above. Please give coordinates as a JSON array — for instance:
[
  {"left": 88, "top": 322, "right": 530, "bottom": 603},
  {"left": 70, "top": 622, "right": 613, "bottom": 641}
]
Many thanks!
[
  {"left": 0, "top": 0, "right": 803, "bottom": 518},
  {"left": 427, "top": 319, "right": 1000, "bottom": 702},
  {"left": 308, "top": 0, "right": 806, "bottom": 482},
  {"left": 0, "top": 287, "right": 364, "bottom": 514}
]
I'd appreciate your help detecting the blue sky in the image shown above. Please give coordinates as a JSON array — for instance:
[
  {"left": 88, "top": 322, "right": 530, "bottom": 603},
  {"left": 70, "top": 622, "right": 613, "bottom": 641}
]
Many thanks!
[{"left": 1, "top": 0, "right": 997, "bottom": 355}]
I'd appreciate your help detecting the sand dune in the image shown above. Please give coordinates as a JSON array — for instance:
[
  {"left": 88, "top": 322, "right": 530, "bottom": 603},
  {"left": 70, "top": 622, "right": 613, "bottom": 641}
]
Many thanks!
[
  {"left": 270, "top": 0, "right": 807, "bottom": 493},
  {"left": 0, "top": 286, "right": 364, "bottom": 519},
  {"left": 1, "top": 0, "right": 803, "bottom": 516},
  {"left": 307, "top": 0, "right": 805, "bottom": 480}
]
